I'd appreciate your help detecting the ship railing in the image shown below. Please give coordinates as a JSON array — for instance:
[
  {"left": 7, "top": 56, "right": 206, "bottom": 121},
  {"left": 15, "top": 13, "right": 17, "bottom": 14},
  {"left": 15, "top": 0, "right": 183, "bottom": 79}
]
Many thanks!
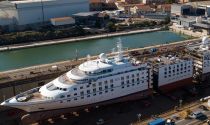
[{"left": 15, "top": 87, "right": 40, "bottom": 99}]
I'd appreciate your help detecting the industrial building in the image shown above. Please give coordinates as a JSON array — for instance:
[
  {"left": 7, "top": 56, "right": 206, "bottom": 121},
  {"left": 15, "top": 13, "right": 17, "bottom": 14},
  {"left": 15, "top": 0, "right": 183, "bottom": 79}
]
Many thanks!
[
  {"left": 171, "top": 1, "right": 210, "bottom": 17},
  {"left": 0, "top": 0, "right": 89, "bottom": 30}
]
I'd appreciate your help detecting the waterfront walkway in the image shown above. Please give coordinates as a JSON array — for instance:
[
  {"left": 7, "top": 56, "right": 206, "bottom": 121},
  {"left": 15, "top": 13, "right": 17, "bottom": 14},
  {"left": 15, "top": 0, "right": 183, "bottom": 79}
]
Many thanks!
[{"left": 0, "top": 28, "right": 161, "bottom": 52}]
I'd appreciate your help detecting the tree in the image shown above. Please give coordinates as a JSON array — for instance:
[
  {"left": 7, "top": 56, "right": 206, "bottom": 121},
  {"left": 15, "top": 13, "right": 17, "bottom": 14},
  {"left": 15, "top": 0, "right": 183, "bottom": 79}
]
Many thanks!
[{"left": 106, "top": 21, "right": 116, "bottom": 32}]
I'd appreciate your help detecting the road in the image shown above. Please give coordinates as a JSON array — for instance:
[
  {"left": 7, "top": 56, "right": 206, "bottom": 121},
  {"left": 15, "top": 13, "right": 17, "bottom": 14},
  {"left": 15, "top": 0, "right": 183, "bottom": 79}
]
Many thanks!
[{"left": 175, "top": 108, "right": 210, "bottom": 125}]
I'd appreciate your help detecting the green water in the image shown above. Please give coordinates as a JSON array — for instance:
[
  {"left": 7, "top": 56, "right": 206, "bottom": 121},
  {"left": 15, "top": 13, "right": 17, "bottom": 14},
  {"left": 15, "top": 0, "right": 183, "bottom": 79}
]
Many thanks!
[{"left": 0, "top": 31, "right": 190, "bottom": 71}]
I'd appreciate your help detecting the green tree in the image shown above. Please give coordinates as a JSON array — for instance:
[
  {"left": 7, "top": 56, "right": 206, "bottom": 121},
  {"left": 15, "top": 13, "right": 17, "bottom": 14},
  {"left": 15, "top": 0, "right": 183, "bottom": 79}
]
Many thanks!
[{"left": 106, "top": 21, "right": 116, "bottom": 32}]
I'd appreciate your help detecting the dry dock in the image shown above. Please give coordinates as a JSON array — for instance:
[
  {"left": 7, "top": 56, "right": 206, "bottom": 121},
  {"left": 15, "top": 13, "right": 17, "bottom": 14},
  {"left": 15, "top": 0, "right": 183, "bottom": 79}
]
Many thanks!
[
  {"left": 0, "top": 38, "right": 201, "bottom": 125},
  {"left": 0, "top": 38, "right": 200, "bottom": 101}
]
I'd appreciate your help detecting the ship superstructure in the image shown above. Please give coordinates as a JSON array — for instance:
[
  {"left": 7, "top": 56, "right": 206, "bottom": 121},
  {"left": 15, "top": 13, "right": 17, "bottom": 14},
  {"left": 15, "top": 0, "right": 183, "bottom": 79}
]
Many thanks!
[
  {"left": 186, "top": 37, "right": 210, "bottom": 77},
  {"left": 1, "top": 41, "right": 153, "bottom": 112},
  {"left": 149, "top": 53, "right": 194, "bottom": 92}
]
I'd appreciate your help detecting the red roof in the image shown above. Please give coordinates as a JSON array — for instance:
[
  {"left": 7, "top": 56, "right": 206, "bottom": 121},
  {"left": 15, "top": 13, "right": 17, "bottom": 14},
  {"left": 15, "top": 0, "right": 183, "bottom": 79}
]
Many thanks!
[
  {"left": 135, "top": 5, "right": 153, "bottom": 11},
  {"left": 90, "top": 0, "right": 104, "bottom": 3}
]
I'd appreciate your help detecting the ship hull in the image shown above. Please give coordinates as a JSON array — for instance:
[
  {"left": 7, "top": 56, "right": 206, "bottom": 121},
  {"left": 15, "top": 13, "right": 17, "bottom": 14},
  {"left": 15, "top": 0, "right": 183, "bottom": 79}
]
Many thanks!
[
  {"left": 21, "top": 89, "right": 152, "bottom": 124},
  {"left": 159, "top": 77, "right": 193, "bottom": 92}
]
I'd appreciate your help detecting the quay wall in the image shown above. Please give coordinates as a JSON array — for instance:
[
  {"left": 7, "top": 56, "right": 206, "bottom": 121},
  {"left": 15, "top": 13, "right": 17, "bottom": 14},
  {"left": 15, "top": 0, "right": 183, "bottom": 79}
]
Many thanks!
[{"left": 0, "top": 28, "right": 162, "bottom": 52}]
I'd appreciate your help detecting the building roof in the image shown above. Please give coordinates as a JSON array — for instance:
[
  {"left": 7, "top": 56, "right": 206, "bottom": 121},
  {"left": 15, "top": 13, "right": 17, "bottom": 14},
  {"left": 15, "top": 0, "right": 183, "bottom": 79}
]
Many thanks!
[
  {"left": 157, "top": 4, "right": 171, "bottom": 12},
  {"left": 179, "top": 17, "right": 196, "bottom": 23},
  {"left": 134, "top": 4, "right": 153, "bottom": 11},
  {"left": 50, "top": 16, "right": 74, "bottom": 22},
  {"left": 186, "top": 1, "right": 210, "bottom": 8},
  {"left": 193, "top": 22, "right": 210, "bottom": 29},
  {"left": 90, "top": 0, "right": 105, "bottom": 3},
  {"left": 73, "top": 11, "right": 100, "bottom": 17}
]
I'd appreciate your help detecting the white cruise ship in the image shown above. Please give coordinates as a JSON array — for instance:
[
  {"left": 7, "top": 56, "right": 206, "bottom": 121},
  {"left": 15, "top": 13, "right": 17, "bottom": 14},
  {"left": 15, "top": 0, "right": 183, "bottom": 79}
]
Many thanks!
[{"left": 1, "top": 41, "right": 152, "bottom": 113}]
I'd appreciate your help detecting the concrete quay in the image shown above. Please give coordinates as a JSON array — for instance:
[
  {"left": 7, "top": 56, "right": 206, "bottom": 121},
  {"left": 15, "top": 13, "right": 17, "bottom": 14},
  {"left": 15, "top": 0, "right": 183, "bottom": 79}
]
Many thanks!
[{"left": 0, "top": 28, "right": 161, "bottom": 52}]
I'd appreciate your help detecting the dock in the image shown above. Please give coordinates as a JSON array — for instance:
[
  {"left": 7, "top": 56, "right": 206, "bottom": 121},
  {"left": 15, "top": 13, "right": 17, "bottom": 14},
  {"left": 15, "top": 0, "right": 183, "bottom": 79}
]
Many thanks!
[{"left": 0, "top": 38, "right": 202, "bottom": 125}]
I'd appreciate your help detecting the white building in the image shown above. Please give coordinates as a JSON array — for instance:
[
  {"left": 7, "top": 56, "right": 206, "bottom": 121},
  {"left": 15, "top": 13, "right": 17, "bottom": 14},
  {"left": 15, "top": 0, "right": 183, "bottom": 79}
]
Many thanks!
[
  {"left": 0, "top": 0, "right": 89, "bottom": 27},
  {"left": 150, "top": 54, "right": 193, "bottom": 92}
]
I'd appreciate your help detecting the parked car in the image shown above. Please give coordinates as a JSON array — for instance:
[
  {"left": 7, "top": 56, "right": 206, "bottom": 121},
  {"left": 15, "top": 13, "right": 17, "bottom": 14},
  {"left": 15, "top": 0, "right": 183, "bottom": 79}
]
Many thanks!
[{"left": 188, "top": 111, "right": 207, "bottom": 120}]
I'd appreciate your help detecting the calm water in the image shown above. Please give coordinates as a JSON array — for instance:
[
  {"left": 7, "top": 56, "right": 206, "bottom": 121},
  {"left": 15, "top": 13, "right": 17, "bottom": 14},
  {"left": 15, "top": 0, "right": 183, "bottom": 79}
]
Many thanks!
[{"left": 0, "top": 31, "right": 189, "bottom": 71}]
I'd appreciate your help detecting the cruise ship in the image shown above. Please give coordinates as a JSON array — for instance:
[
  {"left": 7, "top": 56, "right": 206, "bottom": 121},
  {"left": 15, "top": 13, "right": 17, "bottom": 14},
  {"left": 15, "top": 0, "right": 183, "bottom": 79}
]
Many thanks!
[{"left": 1, "top": 41, "right": 153, "bottom": 112}]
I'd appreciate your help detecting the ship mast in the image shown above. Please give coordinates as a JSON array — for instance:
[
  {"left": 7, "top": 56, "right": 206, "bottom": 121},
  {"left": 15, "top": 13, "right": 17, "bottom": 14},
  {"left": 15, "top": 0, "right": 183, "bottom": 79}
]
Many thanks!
[{"left": 115, "top": 38, "right": 123, "bottom": 62}]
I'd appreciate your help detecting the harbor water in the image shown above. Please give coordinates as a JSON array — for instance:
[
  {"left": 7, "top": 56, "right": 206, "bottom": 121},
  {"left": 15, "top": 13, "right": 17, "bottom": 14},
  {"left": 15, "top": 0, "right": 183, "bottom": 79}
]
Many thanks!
[{"left": 0, "top": 31, "right": 190, "bottom": 72}]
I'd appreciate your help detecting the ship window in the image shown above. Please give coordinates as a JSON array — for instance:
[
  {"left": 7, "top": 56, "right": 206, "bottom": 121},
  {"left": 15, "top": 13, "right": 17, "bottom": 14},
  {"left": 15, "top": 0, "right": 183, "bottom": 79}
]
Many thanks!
[
  {"left": 137, "top": 78, "right": 139, "bottom": 81},
  {"left": 93, "top": 93, "right": 96, "bottom": 96},
  {"left": 81, "top": 97, "right": 84, "bottom": 99},
  {"left": 93, "top": 88, "right": 96, "bottom": 92},
  {"left": 137, "top": 82, "right": 140, "bottom": 85},
  {"left": 110, "top": 79, "right": 113, "bottom": 83},
  {"left": 132, "top": 79, "right": 134, "bottom": 83},
  {"left": 80, "top": 86, "right": 83, "bottom": 89},
  {"left": 104, "top": 81, "right": 108, "bottom": 84},
  {"left": 126, "top": 76, "right": 129, "bottom": 79},
  {"left": 60, "top": 101, "right": 63, "bottom": 103},
  {"left": 74, "top": 93, "right": 77, "bottom": 96},
  {"left": 87, "top": 95, "right": 90, "bottom": 97},
  {"left": 74, "top": 98, "right": 77, "bottom": 100},
  {"left": 67, "top": 100, "right": 71, "bottom": 102},
  {"left": 92, "top": 84, "right": 96, "bottom": 87},
  {"left": 105, "top": 86, "right": 108, "bottom": 89},
  {"left": 63, "top": 88, "right": 67, "bottom": 91},
  {"left": 110, "top": 84, "right": 114, "bottom": 88},
  {"left": 80, "top": 92, "right": 84, "bottom": 95},
  {"left": 132, "top": 84, "right": 134, "bottom": 86},
  {"left": 99, "top": 82, "right": 102, "bottom": 86},
  {"left": 164, "top": 76, "right": 167, "bottom": 78},
  {"left": 111, "top": 89, "right": 114, "bottom": 91},
  {"left": 99, "top": 92, "right": 102, "bottom": 94},
  {"left": 74, "top": 88, "right": 77, "bottom": 91},
  {"left": 105, "top": 90, "right": 108, "bottom": 93},
  {"left": 122, "top": 86, "right": 124, "bottom": 88},
  {"left": 87, "top": 90, "right": 90, "bottom": 94},
  {"left": 121, "top": 77, "right": 124, "bottom": 80},
  {"left": 87, "top": 85, "right": 90, "bottom": 87},
  {"left": 121, "top": 81, "right": 124, "bottom": 85},
  {"left": 127, "top": 85, "right": 130, "bottom": 87},
  {"left": 67, "top": 95, "right": 70, "bottom": 97},
  {"left": 132, "top": 74, "right": 134, "bottom": 78},
  {"left": 60, "top": 95, "right": 65, "bottom": 98},
  {"left": 99, "top": 87, "right": 102, "bottom": 91},
  {"left": 142, "top": 81, "right": 144, "bottom": 83},
  {"left": 127, "top": 80, "right": 129, "bottom": 84}
]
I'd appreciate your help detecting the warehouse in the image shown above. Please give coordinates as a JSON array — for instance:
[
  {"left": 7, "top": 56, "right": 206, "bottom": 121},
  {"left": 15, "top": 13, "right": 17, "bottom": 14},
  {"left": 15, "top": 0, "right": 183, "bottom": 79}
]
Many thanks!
[{"left": 0, "top": 0, "right": 89, "bottom": 30}]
